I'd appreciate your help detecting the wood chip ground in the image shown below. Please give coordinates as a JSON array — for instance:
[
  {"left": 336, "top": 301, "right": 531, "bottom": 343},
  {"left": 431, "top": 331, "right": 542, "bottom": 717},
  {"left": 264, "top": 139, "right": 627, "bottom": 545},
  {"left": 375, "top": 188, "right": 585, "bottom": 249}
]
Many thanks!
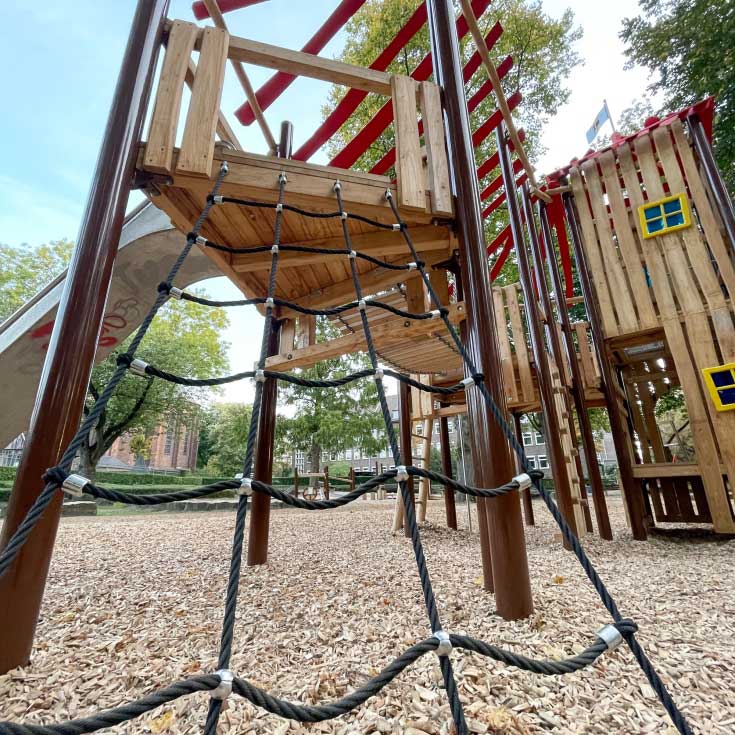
[{"left": 1, "top": 497, "right": 733, "bottom": 734}]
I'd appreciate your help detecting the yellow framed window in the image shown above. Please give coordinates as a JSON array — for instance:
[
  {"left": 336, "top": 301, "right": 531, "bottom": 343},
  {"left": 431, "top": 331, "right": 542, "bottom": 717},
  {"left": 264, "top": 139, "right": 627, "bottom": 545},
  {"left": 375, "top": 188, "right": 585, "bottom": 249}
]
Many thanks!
[
  {"left": 638, "top": 193, "right": 692, "bottom": 239},
  {"left": 702, "top": 363, "right": 735, "bottom": 412}
]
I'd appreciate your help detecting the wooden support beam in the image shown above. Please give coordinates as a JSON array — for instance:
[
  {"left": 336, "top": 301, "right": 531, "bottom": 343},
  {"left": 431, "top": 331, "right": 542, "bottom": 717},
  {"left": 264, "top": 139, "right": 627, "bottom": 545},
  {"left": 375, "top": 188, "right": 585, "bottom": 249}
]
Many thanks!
[
  {"left": 392, "top": 75, "right": 426, "bottom": 210},
  {"left": 230, "top": 225, "right": 450, "bottom": 272},
  {"left": 202, "top": 26, "right": 393, "bottom": 95},
  {"left": 266, "top": 302, "right": 465, "bottom": 370},
  {"left": 202, "top": 0, "right": 277, "bottom": 153}
]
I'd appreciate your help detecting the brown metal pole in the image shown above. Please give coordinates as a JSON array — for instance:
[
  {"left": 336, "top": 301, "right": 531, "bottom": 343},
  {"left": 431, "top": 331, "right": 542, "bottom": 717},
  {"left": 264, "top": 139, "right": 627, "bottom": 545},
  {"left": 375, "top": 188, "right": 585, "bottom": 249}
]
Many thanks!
[
  {"left": 439, "top": 415, "right": 458, "bottom": 529},
  {"left": 399, "top": 379, "right": 415, "bottom": 538},
  {"left": 688, "top": 115, "right": 735, "bottom": 248},
  {"left": 248, "top": 319, "right": 282, "bottom": 565},
  {"left": 523, "top": 186, "right": 593, "bottom": 535},
  {"left": 427, "top": 0, "right": 532, "bottom": 620},
  {"left": 506, "top": 148, "right": 577, "bottom": 542},
  {"left": 0, "top": 0, "right": 169, "bottom": 674},
  {"left": 538, "top": 202, "right": 613, "bottom": 540},
  {"left": 512, "top": 413, "right": 535, "bottom": 526},
  {"left": 563, "top": 193, "right": 648, "bottom": 540}
]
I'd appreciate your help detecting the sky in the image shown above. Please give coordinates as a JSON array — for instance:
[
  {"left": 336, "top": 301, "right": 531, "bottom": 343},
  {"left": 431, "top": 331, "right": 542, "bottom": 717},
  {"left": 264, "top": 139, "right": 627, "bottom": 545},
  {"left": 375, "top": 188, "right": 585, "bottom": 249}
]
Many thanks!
[{"left": 0, "top": 0, "right": 660, "bottom": 405}]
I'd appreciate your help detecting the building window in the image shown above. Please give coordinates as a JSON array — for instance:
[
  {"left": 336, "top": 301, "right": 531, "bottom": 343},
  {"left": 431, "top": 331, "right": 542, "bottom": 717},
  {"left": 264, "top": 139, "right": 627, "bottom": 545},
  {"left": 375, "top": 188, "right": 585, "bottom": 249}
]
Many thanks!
[
  {"left": 164, "top": 427, "right": 174, "bottom": 455},
  {"left": 416, "top": 424, "right": 423, "bottom": 436},
  {"left": 638, "top": 193, "right": 691, "bottom": 239},
  {"left": 522, "top": 432, "right": 533, "bottom": 446},
  {"left": 527, "top": 455, "right": 536, "bottom": 469},
  {"left": 534, "top": 431, "right": 544, "bottom": 446},
  {"left": 391, "top": 410, "right": 399, "bottom": 421},
  {"left": 538, "top": 455, "right": 549, "bottom": 469},
  {"left": 702, "top": 363, "right": 735, "bottom": 412},
  {"left": 182, "top": 429, "right": 189, "bottom": 454}
]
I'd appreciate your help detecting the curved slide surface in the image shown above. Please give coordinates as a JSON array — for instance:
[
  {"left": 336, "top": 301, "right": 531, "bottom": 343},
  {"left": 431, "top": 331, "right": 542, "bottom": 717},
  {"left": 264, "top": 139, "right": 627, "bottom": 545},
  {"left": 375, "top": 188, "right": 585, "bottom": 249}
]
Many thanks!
[{"left": 0, "top": 203, "right": 222, "bottom": 449}]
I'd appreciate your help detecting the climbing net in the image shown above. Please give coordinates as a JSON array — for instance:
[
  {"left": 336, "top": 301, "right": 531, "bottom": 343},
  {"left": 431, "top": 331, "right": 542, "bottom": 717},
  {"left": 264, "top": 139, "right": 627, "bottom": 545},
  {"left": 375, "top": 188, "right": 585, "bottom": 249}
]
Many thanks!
[{"left": 0, "top": 164, "right": 693, "bottom": 735}]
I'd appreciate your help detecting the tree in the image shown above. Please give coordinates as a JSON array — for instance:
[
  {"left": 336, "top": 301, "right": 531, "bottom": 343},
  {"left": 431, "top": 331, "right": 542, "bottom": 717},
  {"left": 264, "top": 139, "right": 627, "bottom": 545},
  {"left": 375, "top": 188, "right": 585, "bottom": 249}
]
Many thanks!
[
  {"left": 621, "top": 0, "right": 735, "bottom": 193},
  {"left": 0, "top": 240, "right": 73, "bottom": 322},
  {"left": 202, "top": 402, "right": 254, "bottom": 477},
  {"left": 278, "top": 320, "right": 386, "bottom": 484},
  {"left": 79, "top": 293, "right": 230, "bottom": 478}
]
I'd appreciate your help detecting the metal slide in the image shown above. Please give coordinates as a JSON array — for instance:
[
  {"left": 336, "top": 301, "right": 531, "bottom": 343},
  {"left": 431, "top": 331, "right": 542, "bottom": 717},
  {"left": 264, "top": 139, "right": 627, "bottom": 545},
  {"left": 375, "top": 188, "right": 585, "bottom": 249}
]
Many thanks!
[{"left": 0, "top": 203, "right": 222, "bottom": 449}]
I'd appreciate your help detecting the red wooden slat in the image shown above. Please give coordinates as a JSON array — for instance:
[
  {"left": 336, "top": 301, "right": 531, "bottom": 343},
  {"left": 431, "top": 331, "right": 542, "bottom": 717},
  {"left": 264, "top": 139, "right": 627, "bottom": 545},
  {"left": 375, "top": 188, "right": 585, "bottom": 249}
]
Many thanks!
[
  {"left": 370, "top": 53, "right": 513, "bottom": 176},
  {"left": 472, "top": 90, "right": 522, "bottom": 149},
  {"left": 328, "top": 18, "right": 503, "bottom": 170},
  {"left": 235, "top": 0, "right": 368, "bottom": 125},
  {"left": 480, "top": 158, "right": 523, "bottom": 201},
  {"left": 487, "top": 225, "right": 511, "bottom": 255},
  {"left": 476, "top": 127, "right": 525, "bottom": 180},
  {"left": 192, "top": 0, "right": 266, "bottom": 20},
  {"left": 490, "top": 237, "right": 514, "bottom": 280},
  {"left": 481, "top": 173, "right": 527, "bottom": 218}
]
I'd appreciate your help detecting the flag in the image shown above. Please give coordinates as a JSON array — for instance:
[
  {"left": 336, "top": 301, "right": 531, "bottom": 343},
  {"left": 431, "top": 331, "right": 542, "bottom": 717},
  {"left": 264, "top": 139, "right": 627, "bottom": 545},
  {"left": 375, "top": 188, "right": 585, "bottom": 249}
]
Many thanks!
[{"left": 586, "top": 102, "right": 611, "bottom": 144}]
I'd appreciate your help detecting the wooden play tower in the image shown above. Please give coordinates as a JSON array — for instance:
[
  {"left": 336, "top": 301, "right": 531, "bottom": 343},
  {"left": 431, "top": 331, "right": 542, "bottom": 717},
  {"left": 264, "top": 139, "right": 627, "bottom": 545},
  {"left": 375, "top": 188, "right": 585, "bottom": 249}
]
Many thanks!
[{"left": 1, "top": 0, "right": 734, "bottom": 689}]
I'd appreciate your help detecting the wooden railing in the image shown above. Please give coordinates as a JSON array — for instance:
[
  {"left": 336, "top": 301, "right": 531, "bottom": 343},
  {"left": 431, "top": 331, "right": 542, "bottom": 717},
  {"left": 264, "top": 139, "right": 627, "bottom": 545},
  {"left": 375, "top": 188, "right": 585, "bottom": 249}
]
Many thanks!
[{"left": 142, "top": 19, "right": 452, "bottom": 217}]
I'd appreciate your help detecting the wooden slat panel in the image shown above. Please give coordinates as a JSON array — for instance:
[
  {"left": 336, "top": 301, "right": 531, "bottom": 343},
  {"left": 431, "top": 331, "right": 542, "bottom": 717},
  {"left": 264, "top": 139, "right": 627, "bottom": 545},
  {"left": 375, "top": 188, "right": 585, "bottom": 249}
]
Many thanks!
[
  {"left": 391, "top": 75, "right": 425, "bottom": 211},
  {"left": 569, "top": 168, "right": 618, "bottom": 336},
  {"left": 177, "top": 26, "right": 229, "bottom": 177},
  {"left": 144, "top": 20, "right": 198, "bottom": 173},
  {"left": 598, "top": 151, "right": 658, "bottom": 329},
  {"left": 670, "top": 119, "right": 735, "bottom": 300},
  {"left": 493, "top": 288, "right": 518, "bottom": 404},
  {"left": 630, "top": 136, "right": 735, "bottom": 533},
  {"left": 419, "top": 82, "right": 452, "bottom": 216},
  {"left": 581, "top": 159, "right": 639, "bottom": 334},
  {"left": 504, "top": 284, "right": 534, "bottom": 401}
]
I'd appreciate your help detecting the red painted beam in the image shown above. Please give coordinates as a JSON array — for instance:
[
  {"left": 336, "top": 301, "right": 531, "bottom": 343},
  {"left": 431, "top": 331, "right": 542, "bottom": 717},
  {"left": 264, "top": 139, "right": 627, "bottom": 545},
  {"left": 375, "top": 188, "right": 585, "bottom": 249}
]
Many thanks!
[
  {"left": 328, "top": 15, "right": 503, "bottom": 170},
  {"left": 548, "top": 196, "right": 574, "bottom": 298},
  {"left": 472, "top": 89, "right": 522, "bottom": 149},
  {"left": 235, "top": 0, "right": 368, "bottom": 125},
  {"left": 293, "top": 1, "right": 429, "bottom": 162},
  {"left": 480, "top": 157, "right": 523, "bottom": 201},
  {"left": 490, "top": 236, "right": 514, "bottom": 280},
  {"left": 192, "top": 0, "right": 267, "bottom": 20},
  {"left": 370, "top": 53, "right": 513, "bottom": 176},
  {"left": 487, "top": 224, "right": 511, "bottom": 255},
  {"left": 481, "top": 173, "right": 527, "bottom": 218},
  {"left": 476, "top": 127, "right": 525, "bottom": 180}
]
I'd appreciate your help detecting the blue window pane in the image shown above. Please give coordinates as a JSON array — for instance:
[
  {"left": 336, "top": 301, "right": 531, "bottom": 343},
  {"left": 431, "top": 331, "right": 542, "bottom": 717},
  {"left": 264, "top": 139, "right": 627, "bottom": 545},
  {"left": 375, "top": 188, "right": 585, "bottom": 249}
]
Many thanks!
[
  {"left": 663, "top": 199, "right": 682, "bottom": 215},
  {"left": 718, "top": 386, "right": 735, "bottom": 406},
  {"left": 647, "top": 217, "right": 665, "bottom": 233},
  {"left": 711, "top": 369, "right": 735, "bottom": 388},
  {"left": 644, "top": 205, "right": 662, "bottom": 221},
  {"left": 666, "top": 212, "right": 685, "bottom": 227}
]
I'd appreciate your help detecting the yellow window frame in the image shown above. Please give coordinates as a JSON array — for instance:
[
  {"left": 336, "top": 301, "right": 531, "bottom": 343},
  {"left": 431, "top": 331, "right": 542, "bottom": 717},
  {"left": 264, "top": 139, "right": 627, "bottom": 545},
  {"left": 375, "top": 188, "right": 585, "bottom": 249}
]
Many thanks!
[
  {"left": 701, "top": 363, "right": 735, "bottom": 412},
  {"left": 637, "top": 193, "right": 692, "bottom": 239}
]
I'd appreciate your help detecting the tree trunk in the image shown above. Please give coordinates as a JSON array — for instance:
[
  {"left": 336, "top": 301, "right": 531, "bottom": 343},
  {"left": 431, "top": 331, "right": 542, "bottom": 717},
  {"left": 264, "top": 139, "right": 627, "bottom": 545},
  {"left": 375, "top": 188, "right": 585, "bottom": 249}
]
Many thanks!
[
  {"left": 77, "top": 442, "right": 98, "bottom": 483},
  {"left": 309, "top": 442, "right": 321, "bottom": 488}
]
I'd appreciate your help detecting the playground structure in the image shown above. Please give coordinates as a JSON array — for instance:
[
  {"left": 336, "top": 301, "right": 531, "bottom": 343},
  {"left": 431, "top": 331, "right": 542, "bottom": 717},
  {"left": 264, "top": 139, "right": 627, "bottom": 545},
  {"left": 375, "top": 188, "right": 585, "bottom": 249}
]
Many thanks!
[{"left": 1, "top": 0, "right": 733, "bottom": 733}]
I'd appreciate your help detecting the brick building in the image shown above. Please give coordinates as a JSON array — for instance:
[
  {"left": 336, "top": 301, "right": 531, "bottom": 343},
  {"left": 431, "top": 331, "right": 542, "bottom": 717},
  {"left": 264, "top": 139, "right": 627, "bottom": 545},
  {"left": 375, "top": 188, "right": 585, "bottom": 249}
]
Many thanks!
[{"left": 105, "top": 414, "right": 200, "bottom": 472}]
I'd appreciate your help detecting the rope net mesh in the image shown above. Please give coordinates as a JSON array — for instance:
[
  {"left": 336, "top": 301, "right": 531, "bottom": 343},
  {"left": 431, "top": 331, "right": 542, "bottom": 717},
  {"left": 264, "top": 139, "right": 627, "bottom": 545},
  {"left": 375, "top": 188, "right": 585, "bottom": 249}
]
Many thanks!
[{"left": 0, "top": 166, "right": 692, "bottom": 735}]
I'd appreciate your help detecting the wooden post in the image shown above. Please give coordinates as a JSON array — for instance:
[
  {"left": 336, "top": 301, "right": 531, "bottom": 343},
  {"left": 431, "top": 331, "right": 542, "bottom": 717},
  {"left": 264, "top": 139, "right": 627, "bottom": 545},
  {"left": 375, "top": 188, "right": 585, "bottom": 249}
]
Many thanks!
[
  {"left": 0, "top": 0, "right": 169, "bottom": 674},
  {"left": 512, "top": 414, "right": 535, "bottom": 526},
  {"left": 439, "top": 415, "right": 458, "bottom": 529},
  {"left": 538, "top": 201, "right": 613, "bottom": 540},
  {"left": 398, "top": 380, "right": 415, "bottom": 538},
  {"left": 247, "top": 319, "right": 282, "bottom": 565},
  {"left": 508, "top": 149, "right": 578, "bottom": 542},
  {"left": 293, "top": 466, "right": 299, "bottom": 498},
  {"left": 427, "top": 0, "right": 532, "bottom": 620},
  {"left": 563, "top": 193, "right": 648, "bottom": 540},
  {"left": 323, "top": 465, "right": 330, "bottom": 500}
]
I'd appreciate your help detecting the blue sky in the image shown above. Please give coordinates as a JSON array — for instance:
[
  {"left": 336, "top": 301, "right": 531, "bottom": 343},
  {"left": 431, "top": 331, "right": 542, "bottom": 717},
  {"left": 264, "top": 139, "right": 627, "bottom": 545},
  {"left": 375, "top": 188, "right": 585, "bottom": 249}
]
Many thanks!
[{"left": 1, "top": 0, "right": 656, "bottom": 403}]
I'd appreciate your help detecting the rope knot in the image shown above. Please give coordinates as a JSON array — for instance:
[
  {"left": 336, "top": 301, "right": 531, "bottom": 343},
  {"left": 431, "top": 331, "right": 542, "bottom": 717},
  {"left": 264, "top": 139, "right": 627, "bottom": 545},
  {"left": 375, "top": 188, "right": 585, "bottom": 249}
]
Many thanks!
[
  {"left": 186, "top": 231, "right": 197, "bottom": 243},
  {"left": 42, "top": 466, "right": 68, "bottom": 487},
  {"left": 528, "top": 469, "right": 545, "bottom": 482},
  {"left": 116, "top": 353, "right": 133, "bottom": 367},
  {"left": 157, "top": 281, "right": 171, "bottom": 294},
  {"left": 615, "top": 618, "right": 638, "bottom": 639}
]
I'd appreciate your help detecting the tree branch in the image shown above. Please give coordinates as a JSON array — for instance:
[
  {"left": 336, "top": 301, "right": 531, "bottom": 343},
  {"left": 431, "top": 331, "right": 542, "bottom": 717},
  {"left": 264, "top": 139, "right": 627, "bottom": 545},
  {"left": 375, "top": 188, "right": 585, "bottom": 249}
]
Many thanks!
[{"left": 102, "top": 378, "right": 154, "bottom": 451}]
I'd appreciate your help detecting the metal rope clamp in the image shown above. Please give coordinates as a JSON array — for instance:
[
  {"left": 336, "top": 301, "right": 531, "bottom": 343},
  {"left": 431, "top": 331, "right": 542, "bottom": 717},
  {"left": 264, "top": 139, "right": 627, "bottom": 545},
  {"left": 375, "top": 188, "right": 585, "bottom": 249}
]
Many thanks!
[
  {"left": 275, "top": 203, "right": 283, "bottom": 213},
  {"left": 340, "top": 211, "right": 349, "bottom": 221},
  {"left": 213, "top": 195, "right": 224, "bottom": 204},
  {"left": 333, "top": 180, "right": 342, "bottom": 192},
  {"left": 433, "top": 630, "right": 452, "bottom": 657},
  {"left": 169, "top": 286, "right": 184, "bottom": 300},
  {"left": 195, "top": 235, "right": 207, "bottom": 246},
  {"left": 395, "top": 465, "right": 410, "bottom": 483},
  {"left": 407, "top": 262, "right": 418, "bottom": 271},
  {"left": 374, "top": 367, "right": 384, "bottom": 381},
  {"left": 461, "top": 376, "right": 476, "bottom": 389},
  {"left": 392, "top": 223, "right": 402, "bottom": 231},
  {"left": 211, "top": 669, "right": 234, "bottom": 700},
  {"left": 358, "top": 299, "right": 367, "bottom": 311},
  {"left": 596, "top": 624, "right": 624, "bottom": 651},
  {"left": 278, "top": 172, "right": 287, "bottom": 184},
  {"left": 271, "top": 244, "right": 279, "bottom": 254},
  {"left": 220, "top": 162, "right": 230, "bottom": 176},
  {"left": 513, "top": 473, "right": 532, "bottom": 491},
  {"left": 62, "top": 474, "right": 90, "bottom": 498},
  {"left": 348, "top": 250, "right": 357, "bottom": 259},
  {"left": 255, "top": 369, "right": 267, "bottom": 383},
  {"left": 237, "top": 477, "right": 254, "bottom": 497},
  {"left": 129, "top": 359, "right": 149, "bottom": 377},
  {"left": 265, "top": 297, "right": 275, "bottom": 308}
]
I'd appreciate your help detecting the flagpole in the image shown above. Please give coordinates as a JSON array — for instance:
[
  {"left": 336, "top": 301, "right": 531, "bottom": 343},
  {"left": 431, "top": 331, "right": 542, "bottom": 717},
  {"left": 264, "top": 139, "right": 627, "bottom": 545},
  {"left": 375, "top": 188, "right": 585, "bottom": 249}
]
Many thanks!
[{"left": 605, "top": 99, "right": 617, "bottom": 133}]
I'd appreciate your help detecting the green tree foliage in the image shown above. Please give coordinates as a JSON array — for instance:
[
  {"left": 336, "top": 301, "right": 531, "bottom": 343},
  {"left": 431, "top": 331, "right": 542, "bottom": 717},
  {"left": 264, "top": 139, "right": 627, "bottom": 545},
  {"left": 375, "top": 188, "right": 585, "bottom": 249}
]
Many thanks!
[
  {"left": 278, "top": 320, "right": 386, "bottom": 482},
  {"left": 202, "top": 402, "right": 254, "bottom": 477},
  {"left": 0, "top": 239, "right": 73, "bottom": 322},
  {"left": 80, "top": 293, "right": 229, "bottom": 478},
  {"left": 621, "top": 0, "right": 735, "bottom": 193}
]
